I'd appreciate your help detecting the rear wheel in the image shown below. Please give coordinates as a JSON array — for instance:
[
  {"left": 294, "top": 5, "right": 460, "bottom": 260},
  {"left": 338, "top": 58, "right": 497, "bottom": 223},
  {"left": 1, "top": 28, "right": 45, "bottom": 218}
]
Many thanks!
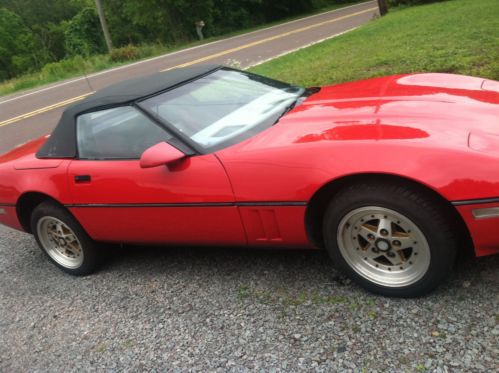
[
  {"left": 31, "top": 202, "right": 101, "bottom": 275},
  {"left": 323, "top": 183, "right": 457, "bottom": 297}
]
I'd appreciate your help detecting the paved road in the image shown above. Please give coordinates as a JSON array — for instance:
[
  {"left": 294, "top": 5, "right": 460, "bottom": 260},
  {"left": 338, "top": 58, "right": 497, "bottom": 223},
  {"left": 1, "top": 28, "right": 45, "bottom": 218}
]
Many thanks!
[{"left": 0, "top": 1, "right": 378, "bottom": 155}]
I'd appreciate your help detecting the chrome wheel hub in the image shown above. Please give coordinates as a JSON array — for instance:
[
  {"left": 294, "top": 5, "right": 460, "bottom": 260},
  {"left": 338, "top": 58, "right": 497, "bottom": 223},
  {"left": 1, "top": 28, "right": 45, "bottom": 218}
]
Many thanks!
[
  {"left": 337, "top": 207, "right": 431, "bottom": 288},
  {"left": 37, "top": 217, "right": 84, "bottom": 269},
  {"left": 375, "top": 238, "right": 391, "bottom": 252}
]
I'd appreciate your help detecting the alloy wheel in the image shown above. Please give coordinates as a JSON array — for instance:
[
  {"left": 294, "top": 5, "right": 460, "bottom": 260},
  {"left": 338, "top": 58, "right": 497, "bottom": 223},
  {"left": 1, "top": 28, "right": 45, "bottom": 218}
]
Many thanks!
[{"left": 337, "top": 206, "right": 431, "bottom": 288}]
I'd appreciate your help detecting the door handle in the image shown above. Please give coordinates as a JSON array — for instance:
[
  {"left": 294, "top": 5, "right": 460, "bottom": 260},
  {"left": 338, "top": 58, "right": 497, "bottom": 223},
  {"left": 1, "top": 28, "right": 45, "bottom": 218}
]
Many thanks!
[{"left": 74, "top": 175, "right": 91, "bottom": 183}]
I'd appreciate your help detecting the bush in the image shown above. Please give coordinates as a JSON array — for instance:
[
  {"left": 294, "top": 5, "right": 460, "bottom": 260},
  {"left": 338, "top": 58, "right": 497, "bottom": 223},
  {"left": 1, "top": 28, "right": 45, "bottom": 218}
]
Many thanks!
[
  {"left": 109, "top": 44, "right": 140, "bottom": 62},
  {"left": 40, "top": 55, "right": 86, "bottom": 77}
]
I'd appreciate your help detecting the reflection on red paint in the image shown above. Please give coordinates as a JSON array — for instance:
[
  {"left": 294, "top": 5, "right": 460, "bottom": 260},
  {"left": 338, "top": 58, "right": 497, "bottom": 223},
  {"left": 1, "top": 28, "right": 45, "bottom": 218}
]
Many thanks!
[{"left": 296, "top": 124, "right": 429, "bottom": 143}]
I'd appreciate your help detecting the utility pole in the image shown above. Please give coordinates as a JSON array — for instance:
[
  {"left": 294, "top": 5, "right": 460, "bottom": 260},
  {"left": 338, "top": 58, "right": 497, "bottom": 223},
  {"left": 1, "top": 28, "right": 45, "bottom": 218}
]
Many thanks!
[
  {"left": 95, "top": 0, "right": 113, "bottom": 52},
  {"left": 377, "top": 0, "right": 388, "bottom": 16}
]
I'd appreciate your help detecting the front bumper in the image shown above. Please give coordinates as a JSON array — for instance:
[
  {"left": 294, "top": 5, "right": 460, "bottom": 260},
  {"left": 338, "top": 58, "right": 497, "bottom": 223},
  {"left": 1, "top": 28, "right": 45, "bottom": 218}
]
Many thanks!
[
  {"left": 455, "top": 201, "right": 499, "bottom": 256},
  {"left": 0, "top": 205, "right": 23, "bottom": 231}
]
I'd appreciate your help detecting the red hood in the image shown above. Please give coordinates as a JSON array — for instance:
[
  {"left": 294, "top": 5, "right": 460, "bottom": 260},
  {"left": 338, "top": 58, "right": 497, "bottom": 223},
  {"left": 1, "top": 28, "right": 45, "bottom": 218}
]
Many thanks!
[
  {"left": 263, "top": 73, "right": 499, "bottom": 149},
  {"left": 217, "top": 73, "right": 499, "bottom": 206}
]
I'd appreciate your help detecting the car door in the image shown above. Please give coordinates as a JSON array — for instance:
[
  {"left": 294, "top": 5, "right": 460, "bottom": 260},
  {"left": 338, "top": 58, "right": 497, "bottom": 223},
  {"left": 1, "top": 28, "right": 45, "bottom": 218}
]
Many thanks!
[{"left": 66, "top": 105, "right": 246, "bottom": 245}]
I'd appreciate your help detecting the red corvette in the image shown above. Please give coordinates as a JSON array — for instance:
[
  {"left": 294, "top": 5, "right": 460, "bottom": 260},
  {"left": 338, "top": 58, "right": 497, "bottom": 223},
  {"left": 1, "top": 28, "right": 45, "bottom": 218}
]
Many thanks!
[{"left": 0, "top": 65, "right": 498, "bottom": 297}]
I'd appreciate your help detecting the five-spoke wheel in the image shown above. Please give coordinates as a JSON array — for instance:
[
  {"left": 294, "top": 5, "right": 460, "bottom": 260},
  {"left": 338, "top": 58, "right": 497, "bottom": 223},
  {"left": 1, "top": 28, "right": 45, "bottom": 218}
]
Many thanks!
[
  {"left": 31, "top": 202, "right": 101, "bottom": 275},
  {"left": 324, "top": 182, "right": 458, "bottom": 297},
  {"left": 338, "top": 207, "right": 431, "bottom": 288},
  {"left": 36, "top": 216, "right": 84, "bottom": 269}
]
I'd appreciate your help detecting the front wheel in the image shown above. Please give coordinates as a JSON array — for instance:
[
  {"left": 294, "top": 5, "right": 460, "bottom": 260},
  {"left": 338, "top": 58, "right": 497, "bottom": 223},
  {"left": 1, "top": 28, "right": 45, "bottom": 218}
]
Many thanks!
[
  {"left": 31, "top": 202, "right": 102, "bottom": 275},
  {"left": 323, "top": 183, "right": 458, "bottom": 297}
]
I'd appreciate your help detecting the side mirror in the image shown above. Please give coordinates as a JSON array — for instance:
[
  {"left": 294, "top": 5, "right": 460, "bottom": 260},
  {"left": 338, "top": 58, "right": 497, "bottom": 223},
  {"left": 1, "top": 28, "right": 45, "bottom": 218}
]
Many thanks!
[{"left": 140, "top": 142, "right": 185, "bottom": 169}]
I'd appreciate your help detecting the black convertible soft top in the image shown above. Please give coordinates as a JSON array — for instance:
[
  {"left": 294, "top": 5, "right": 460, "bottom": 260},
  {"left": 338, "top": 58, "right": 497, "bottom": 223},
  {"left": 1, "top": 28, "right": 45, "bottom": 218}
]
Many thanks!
[{"left": 37, "top": 64, "right": 222, "bottom": 158}]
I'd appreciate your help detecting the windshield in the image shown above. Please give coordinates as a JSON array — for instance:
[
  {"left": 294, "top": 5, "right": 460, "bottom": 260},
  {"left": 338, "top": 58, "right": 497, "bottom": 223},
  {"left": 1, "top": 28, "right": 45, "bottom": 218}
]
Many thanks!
[{"left": 139, "top": 68, "right": 305, "bottom": 152}]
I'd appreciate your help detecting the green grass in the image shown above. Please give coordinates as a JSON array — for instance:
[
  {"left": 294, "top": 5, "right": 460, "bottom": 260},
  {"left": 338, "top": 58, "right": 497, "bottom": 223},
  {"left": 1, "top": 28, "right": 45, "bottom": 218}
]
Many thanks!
[
  {"left": 250, "top": 0, "right": 499, "bottom": 86},
  {"left": 0, "top": 1, "right": 363, "bottom": 97}
]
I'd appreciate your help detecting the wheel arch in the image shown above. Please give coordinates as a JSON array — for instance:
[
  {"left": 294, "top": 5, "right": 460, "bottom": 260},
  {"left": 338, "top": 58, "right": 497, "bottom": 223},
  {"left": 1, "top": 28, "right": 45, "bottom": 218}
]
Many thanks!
[
  {"left": 305, "top": 173, "right": 473, "bottom": 255},
  {"left": 16, "top": 192, "right": 65, "bottom": 233}
]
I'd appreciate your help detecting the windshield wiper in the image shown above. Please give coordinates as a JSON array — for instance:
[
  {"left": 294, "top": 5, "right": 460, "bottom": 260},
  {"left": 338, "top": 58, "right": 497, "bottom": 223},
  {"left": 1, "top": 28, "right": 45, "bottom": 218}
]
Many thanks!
[
  {"left": 273, "top": 99, "right": 300, "bottom": 125},
  {"left": 304, "top": 87, "right": 321, "bottom": 96},
  {"left": 273, "top": 87, "right": 320, "bottom": 125}
]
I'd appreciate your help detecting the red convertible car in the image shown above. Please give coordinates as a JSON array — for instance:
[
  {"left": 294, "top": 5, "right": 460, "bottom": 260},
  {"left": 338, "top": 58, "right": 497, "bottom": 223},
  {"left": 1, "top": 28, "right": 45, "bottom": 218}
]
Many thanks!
[{"left": 0, "top": 65, "right": 498, "bottom": 297}]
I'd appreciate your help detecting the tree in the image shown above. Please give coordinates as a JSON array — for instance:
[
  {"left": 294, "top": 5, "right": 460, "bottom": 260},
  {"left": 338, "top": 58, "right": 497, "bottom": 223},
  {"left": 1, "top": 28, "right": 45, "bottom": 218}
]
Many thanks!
[
  {"left": 377, "top": 0, "right": 388, "bottom": 15},
  {"left": 115, "top": 0, "right": 215, "bottom": 44},
  {"left": 65, "top": 7, "right": 106, "bottom": 56},
  {"left": 0, "top": 0, "right": 88, "bottom": 69},
  {"left": 0, "top": 8, "right": 38, "bottom": 80},
  {"left": 0, "top": 0, "right": 84, "bottom": 27},
  {"left": 94, "top": 0, "right": 112, "bottom": 52},
  {"left": 0, "top": 0, "right": 363, "bottom": 82}
]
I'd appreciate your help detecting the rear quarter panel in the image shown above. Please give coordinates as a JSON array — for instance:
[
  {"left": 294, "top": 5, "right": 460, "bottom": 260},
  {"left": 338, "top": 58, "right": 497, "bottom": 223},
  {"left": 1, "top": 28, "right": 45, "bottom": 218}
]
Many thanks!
[{"left": 0, "top": 138, "right": 72, "bottom": 231}]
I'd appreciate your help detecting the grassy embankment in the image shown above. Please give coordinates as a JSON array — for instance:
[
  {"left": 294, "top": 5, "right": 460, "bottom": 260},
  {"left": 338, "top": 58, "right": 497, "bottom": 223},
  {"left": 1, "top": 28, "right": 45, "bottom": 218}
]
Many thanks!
[
  {"left": 0, "top": 1, "right": 363, "bottom": 97},
  {"left": 250, "top": 0, "right": 499, "bottom": 86}
]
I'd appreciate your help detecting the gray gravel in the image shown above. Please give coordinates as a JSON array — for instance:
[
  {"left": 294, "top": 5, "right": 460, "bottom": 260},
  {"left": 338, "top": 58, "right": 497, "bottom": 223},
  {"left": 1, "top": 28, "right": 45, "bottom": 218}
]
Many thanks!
[{"left": 0, "top": 224, "right": 498, "bottom": 372}]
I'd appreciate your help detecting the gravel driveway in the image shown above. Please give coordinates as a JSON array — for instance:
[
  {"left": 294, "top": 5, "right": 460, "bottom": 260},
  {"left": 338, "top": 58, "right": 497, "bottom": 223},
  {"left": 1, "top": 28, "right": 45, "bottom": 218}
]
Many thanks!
[{"left": 0, "top": 224, "right": 497, "bottom": 372}]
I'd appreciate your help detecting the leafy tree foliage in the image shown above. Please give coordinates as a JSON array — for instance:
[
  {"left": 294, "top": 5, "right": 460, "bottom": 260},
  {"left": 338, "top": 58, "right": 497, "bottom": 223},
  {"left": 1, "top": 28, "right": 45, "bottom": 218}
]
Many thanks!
[
  {"left": 103, "top": 0, "right": 353, "bottom": 44},
  {"left": 0, "top": 8, "right": 38, "bottom": 80},
  {"left": 32, "top": 22, "right": 67, "bottom": 62},
  {"left": 0, "top": 0, "right": 353, "bottom": 81},
  {"left": 0, "top": 0, "right": 87, "bottom": 27},
  {"left": 65, "top": 7, "right": 106, "bottom": 56}
]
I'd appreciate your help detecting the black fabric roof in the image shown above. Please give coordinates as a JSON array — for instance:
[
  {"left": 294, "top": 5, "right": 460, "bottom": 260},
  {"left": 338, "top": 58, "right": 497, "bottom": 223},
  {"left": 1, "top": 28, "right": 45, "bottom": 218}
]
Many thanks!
[{"left": 37, "top": 64, "right": 222, "bottom": 158}]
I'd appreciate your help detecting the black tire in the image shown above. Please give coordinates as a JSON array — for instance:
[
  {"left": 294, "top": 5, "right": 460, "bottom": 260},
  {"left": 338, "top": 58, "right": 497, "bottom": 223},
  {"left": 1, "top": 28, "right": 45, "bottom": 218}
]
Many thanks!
[
  {"left": 323, "top": 182, "right": 458, "bottom": 297},
  {"left": 31, "top": 201, "right": 102, "bottom": 275}
]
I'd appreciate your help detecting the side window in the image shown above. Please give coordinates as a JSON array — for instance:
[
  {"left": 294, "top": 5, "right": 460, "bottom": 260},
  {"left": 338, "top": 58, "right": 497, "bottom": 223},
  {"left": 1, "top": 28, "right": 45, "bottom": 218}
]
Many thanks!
[{"left": 76, "top": 106, "right": 172, "bottom": 159}]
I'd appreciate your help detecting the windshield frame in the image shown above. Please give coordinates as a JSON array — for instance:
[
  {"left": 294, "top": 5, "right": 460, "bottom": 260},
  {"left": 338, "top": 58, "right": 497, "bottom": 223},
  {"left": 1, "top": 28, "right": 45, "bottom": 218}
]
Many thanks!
[{"left": 137, "top": 67, "right": 305, "bottom": 154}]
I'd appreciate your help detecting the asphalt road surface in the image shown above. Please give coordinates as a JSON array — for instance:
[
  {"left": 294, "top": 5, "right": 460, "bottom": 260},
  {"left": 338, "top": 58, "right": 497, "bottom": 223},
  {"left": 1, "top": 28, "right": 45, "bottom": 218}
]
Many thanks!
[{"left": 0, "top": 1, "right": 378, "bottom": 155}]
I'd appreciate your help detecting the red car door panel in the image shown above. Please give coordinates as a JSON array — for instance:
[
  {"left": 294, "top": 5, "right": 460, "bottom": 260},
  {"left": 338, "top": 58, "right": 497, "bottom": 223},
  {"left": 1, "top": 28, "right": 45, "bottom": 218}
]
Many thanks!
[{"left": 67, "top": 155, "right": 246, "bottom": 245}]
